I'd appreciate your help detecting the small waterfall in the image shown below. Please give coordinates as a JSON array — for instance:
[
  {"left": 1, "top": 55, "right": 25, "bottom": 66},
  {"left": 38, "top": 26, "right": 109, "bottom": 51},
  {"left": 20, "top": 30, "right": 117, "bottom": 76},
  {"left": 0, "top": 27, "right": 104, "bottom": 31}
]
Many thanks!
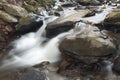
[
  {"left": 80, "top": 5, "right": 116, "bottom": 24},
  {"left": 0, "top": 10, "right": 64, "bottom": 71},
  {"left": 0, "top": 1, "right": 119, "bottom": 79},
  {"left": 35, "top": 20, "right": 47, "bottom": 38},
  {"left": 0, "top": 21, "right": 70, "bottom": 71}
]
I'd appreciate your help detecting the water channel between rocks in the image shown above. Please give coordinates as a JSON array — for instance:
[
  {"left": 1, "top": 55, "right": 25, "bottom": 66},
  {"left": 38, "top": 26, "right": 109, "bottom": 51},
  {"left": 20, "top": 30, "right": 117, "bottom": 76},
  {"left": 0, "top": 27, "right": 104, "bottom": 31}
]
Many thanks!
[{"left": 0, "top": 0, "right": 120, "bottom": 80}]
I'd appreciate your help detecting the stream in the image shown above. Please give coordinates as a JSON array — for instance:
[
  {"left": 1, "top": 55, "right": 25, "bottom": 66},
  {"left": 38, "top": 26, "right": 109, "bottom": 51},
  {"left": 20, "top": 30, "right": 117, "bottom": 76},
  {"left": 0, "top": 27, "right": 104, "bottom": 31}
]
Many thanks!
[{"left": 0, "top": 0, "right": 120, "bottom": 80}]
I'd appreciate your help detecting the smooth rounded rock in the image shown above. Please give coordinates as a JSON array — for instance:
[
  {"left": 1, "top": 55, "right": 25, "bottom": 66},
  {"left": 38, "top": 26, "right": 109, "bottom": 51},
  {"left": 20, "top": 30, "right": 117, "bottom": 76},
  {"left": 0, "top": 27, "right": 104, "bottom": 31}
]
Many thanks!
[
  {"left": 59, "top": 24, "right": 117, "bottom": 63},
  {"left": 0, "top": 10, "right": 18, "bottom": 23},
  {"left": 3, "top": 3, "right": 28, "bottom": 17},
  {"left": 46, "top": 21, "right": 75, "bottom": 38}
]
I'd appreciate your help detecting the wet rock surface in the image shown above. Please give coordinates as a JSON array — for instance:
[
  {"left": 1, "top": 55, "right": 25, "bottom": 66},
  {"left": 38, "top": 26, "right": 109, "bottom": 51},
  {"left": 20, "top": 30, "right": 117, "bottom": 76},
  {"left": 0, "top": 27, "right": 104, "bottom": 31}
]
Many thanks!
[
  {"left": 46, "top": 21, "right": 75, "bottom": 38},
  {"left": 76, "top": 0, "right": 101, "bottom": 6},
  {"left": 0, "top": 68, "right": 47, "bottom": 80},
  {"left": 18, "top": 69, "right": 46, "bottom": 80},
  {"left": 50, "top": 10, "right": 91, "bottom": 24},
  {"left": 104, "top": 6, "right": 120, "bottom": 33},
  {"left": 59, "top": 38, "right": 116, "bottom": 62},
  {"left": 58, "top": 22, "right": 120, "bottom": 79},
  {"left": 11, "top": 14, "right": 43, "bottom": 36},
  {"left": 59, "top": 24, "right": 117, "bottom": 63},
  {"left": 113, "top": 56, "right": 120, "bottom": 73},
  {"left": 58, "top": 55, "right": 114, "bottom": 79},
  {"left": 0, "top": 0, "right": 120, "bottom": 80}
]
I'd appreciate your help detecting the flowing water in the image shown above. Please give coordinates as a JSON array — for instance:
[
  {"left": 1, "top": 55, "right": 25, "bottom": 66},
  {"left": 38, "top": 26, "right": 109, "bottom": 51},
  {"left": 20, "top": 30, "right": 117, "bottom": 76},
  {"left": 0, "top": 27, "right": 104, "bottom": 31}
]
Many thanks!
[
  {"left": 0, "top": 23, "right": 70, "bottom": 71},
  {"left": 80, "top": 5, "right": 116, "bottom": 24},
  {"left": 0, "top": 1, "right": 119, "bottom": 80}
]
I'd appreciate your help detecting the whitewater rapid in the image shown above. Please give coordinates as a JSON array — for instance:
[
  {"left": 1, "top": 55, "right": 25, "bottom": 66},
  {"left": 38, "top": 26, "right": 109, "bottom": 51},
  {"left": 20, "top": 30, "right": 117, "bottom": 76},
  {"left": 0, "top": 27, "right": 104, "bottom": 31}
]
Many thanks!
[
  {"left": 0, "top": 24, "right": 70, "bottom": 71},
  {"left": 0, "top": 2, "right": 118, "bottom": 80},
  {"left": 0, "top": 5, "right": 115, "bottom": 71}
]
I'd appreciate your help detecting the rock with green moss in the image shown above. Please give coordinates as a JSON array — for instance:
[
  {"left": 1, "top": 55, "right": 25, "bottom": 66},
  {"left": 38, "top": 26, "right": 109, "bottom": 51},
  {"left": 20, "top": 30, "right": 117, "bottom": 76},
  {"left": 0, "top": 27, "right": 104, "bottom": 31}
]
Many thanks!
[{"left": 0, "top": 10, "right": 18, "bottom": 23}]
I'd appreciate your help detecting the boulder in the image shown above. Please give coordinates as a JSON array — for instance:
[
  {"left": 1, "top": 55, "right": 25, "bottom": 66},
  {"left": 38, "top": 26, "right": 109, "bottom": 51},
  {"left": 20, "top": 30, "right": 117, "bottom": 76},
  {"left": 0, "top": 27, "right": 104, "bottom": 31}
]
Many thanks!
[
  {"left": 46, "top": 10, "right": 91, "bottom": 38},
  {"left": 0, "top": 10, "right": 18, "bottom": 23},
  {"left": 3, "top": 3, "right": 28, "bottom": 17},
  {"left": 59, "top": 38, "right": 116, "bottom": 63},
  {"left": 76, "top": 0, "right": 101, "bottom": 6},
  {"left": 59, "top": 23, "right": 117, "bottom": 63},
  {"left": 58, "top": 24, "right": 119, "bottom": 77},
  {"left": 104, "top": 7, "right": 120, "bottom": 33},
  {"left": 18, "top": 69, "right": 46, "bottom": 80},
  {"left": 0, "top": 68, "right": 47, "bottom": 80},
  {"left": 46, "top": 21, "right": 75, "bottom": 38},
  {"left": 49, "top": 10, "right": 91, "bottom": 24},
  {"left": 11, "top": 14, "right": 43, "bottom": 36}
]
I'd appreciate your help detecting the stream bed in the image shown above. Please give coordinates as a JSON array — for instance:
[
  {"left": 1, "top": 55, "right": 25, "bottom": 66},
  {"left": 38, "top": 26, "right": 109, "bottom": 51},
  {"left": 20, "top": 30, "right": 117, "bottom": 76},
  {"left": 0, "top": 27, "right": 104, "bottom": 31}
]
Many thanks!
[{"left": 0, "top": 0, "right": 120, "bottom": 80}]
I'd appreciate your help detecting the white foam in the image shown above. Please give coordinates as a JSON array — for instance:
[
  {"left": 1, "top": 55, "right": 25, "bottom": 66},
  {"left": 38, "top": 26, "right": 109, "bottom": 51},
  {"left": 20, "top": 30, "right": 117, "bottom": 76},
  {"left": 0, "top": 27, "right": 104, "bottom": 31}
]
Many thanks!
[{"left": 81, "top": 5, "right": 116, "bottom": 24}]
